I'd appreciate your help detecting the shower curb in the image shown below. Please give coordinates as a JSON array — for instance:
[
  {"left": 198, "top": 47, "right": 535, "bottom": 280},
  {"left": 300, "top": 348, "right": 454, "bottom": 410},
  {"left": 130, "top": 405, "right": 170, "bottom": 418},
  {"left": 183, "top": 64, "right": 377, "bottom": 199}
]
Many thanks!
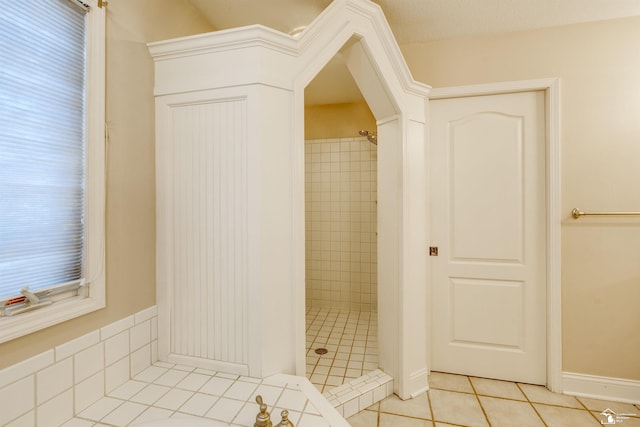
[{"left": 322, "top": 369, "right": 393, "bottom": 418}]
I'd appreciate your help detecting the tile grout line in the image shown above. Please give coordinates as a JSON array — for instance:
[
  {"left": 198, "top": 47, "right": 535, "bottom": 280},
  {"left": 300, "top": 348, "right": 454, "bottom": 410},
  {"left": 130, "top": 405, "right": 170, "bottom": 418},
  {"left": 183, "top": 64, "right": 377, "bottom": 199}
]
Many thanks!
[
  {"left": 426, "top": 388, "right": 437, "bottom": 427},
  {"left": 515, "top": 382, "right": 549, "bottom": 427},
  {"left": 319, "top": 309, "right": 342, "bottom": 391},
  {"left": 467, "top": 375, "right": 493, "bottom": 427},
  {"left": 574, "top": 394, "right": 613, "bottom": 425}
]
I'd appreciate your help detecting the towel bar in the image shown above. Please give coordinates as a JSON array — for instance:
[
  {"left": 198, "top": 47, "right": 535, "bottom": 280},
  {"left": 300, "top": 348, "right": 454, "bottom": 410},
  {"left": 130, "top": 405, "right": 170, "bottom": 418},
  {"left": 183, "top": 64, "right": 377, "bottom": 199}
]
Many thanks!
[{"left": 571, "top": 208, "right": 640, "bottom": 219}]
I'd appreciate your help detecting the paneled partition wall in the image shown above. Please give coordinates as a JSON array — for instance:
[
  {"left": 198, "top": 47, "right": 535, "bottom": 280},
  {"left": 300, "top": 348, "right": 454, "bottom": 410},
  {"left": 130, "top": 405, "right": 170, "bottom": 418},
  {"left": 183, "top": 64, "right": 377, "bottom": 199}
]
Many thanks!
[
  {"left": 150, "top": 0, "right": 429, "bottom": 397},
  {"left": 305, "top": 137, "right": 378, "bottom": 311},
  {"left": 165, "top": 100, "right": 249, "bottom": 365}
]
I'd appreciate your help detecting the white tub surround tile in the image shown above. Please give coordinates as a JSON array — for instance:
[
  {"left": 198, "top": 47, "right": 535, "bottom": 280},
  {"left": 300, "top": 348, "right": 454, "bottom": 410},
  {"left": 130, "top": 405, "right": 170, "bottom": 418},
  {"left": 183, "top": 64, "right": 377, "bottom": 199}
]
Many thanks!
[
  {"left": 37, "top": 389, "right": 74, "bottom": 427},
  {"left": 231, "top": 401, "right": 260, "bottom": 426},
  {"left": 200, "top": 376, "right": 235, "bottom": 396},
  {"left": 130, "top": 384, "right": 172, "bottom": 405},
  {"left": 222, "top": 379, "right": 259, "bottom": 401},
  {"left": 150, "top": 317, "right": 158, "bottom": 341},
  {"left": 105, "top": 330, "right": 130, "bottom": 366},
  {"left": 131, "top": 406, "right": 173, "bottom": 425},
  {"left": 133, "top": 365, "right": 168, "bottom": 383},
  {"left": 101, "top": 401, "right": 147, "bottom": 426},
  {"left": 56, "top": 331, "right": 100, "bottom": 362},
  {"left": 0, "top": 306, "right": 160, "bottom": 427},
  {"left": 154, "top": 388, "right": 194, "bottom": 411},
  {"left": 298, "top": 413, "right": 331, "bottom": 427},
  {"left": 0, "top": 376, "right": 34, "bottom": 426},
  {"left": 277, "top": 388, "right": 309, "bottom": 412},
  {"left": 205, "top": 397, "right": 245, "bottom": 422},
  {"left": 130, "top": 320, "right": 151, "bottom": 352},
  {"left": 0, "top": 306, "right": 355, "bottom": 426},
  {"left": 78, "top": 396, "right": 124, "bottom": 421},
  {"left": 178, "top": 392, "right": 219, "bottom": 416},
  {"left": 106, "top": 355, "right": 131, "bottom": 393},
  {"left": 175, "top": 372, "right": 211, "bottom": 391},
  {"left": 131, "top": 344, "right": 152, "bottom": 377},
  {"left": 154, "top": 368, "right": 190, "bottom": 387},
  {"left": 75, "top": 371, "right": 105, "bottom": 413},
  {"left": 110, "top": 380, "right": 148, "bottom": 400},
  {"left": 36, "top": 357, "right": 73, "bottom": 404},
  {"left": 251, "top": 384, "right": 284, "bottom": 406},
  {"left": 0, "top": 350, "right": 53, "bottom": 390},
  {"left": 100, "top": 316, "right": 134, "bottom": 341},
  {"left": 5, "top": 411, "right": 35, "bottom": 427},
  {"left": 134, "top": 306, "right": 157, "bottom": 324},
  {"left": 74, "top": 342, "right": 104, "bottom": 384}
]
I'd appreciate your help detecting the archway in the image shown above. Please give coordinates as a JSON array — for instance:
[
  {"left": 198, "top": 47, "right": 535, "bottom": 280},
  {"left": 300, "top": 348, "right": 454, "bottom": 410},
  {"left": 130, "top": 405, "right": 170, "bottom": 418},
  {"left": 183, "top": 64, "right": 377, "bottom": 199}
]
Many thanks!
[{"left": 149, "top": 0, "right": 430, "bottom": 399}]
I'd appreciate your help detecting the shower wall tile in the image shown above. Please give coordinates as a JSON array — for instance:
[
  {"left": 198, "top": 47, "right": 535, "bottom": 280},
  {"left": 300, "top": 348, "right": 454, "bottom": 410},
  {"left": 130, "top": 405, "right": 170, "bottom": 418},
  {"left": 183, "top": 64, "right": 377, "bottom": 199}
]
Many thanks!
[
  {"left": 0, "top": 306, "right": 159, "bottom": 427},
  {"left": 305, "top": 137, "right": 378, "bottom": 311}
]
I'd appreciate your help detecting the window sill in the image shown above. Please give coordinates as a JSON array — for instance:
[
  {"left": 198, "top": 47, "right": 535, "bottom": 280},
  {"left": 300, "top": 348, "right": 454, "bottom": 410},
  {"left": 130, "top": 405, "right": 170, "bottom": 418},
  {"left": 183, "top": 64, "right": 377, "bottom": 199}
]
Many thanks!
[{"left": 0, "top": 292, "right": 105, "bottom": 344}]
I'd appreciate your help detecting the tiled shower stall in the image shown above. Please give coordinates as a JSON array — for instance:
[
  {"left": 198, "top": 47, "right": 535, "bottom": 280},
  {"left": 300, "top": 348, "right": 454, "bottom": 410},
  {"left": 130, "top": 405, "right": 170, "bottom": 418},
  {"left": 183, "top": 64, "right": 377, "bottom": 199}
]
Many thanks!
[
  {"left": 304, "top": 136, "right": 381, "bottom": 394},
  {"left": 304, "top": 136, "right": 377, "bottom": 312}
]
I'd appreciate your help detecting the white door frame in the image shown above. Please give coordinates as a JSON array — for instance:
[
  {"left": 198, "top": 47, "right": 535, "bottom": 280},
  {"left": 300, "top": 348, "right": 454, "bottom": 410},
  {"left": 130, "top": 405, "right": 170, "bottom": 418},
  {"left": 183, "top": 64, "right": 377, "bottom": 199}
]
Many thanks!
[{"left": 428, "top": 78, "right": 562, "bottom": 392}]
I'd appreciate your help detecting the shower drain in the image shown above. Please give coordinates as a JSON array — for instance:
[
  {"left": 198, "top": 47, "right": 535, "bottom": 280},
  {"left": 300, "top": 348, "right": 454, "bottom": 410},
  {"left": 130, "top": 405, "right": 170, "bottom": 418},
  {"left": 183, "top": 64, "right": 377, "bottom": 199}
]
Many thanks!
[{"left": 314, "top": 348, "right": 328, "bottom": 355}]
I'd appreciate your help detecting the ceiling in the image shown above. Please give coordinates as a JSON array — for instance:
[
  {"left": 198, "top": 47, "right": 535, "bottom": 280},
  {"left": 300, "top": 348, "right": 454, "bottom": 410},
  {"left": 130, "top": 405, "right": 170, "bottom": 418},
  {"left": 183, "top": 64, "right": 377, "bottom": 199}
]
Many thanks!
[{"left": 188, "top": 0, "right": 640, "bottom": 105}]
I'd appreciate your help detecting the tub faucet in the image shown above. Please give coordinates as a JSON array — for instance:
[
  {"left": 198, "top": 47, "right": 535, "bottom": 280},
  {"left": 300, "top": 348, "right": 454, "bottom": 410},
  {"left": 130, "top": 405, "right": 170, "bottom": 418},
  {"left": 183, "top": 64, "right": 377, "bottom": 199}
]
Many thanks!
[
  {"left": 254, "top": 395, "right": 295, "bottom": 427},
  {"left": 254, "top": 395, "right": 272, "bottom": 427},
  {"left": 276, "top": 410, "right": 294, "bottom": 427}
]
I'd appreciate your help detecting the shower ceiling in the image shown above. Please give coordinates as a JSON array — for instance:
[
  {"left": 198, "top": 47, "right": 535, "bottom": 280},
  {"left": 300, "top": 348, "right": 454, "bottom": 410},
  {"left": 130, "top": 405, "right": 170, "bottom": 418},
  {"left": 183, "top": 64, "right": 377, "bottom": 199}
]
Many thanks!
[{"left": 188, "top": 0, "right": 640, "bottom": 104}]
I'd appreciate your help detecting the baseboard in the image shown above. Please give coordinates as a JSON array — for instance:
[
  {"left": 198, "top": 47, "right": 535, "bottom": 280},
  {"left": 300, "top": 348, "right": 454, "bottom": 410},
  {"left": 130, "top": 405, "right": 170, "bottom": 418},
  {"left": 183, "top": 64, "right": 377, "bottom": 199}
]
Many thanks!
[
  {"left": 562, "top": 372, "right": 640, "bottom": 404},
  {"left": 167, "top": 353, "right": 249, "bottom": 376},
  {"left": 408, "top": 368, "right": 430, "bottom": 399}
]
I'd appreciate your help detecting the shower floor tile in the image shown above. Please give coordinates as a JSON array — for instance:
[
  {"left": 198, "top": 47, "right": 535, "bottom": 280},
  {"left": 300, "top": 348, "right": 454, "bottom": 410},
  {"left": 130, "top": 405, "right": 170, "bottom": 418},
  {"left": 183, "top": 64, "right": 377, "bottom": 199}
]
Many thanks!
[{"left": 306, "top": 307, "right": 378, "bottom": 393}]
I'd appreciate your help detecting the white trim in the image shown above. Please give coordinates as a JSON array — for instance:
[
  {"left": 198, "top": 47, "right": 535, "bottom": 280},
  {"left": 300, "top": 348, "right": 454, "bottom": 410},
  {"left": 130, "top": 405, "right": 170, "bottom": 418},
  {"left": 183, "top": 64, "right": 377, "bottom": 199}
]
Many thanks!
[
  {"left": 0, "top": 0, "right": 106, "bottom": 344},
  {"left": 149, "top": 0, "right": 429, "bottom": 397},
  {"left": 563, "top": 372, "right": 640, "bottom": 404},
  {"left": 266, "top": 374, "right": 350, "bottom": 427},
  {"left": 408, "top": 368, "right": 430, "bottom": 398},
  {"left": 428, "top": 78, "right": 562, "bottom": 391},
  {"left": 167, "top": 354, "right": 249, "bottom": 377}
]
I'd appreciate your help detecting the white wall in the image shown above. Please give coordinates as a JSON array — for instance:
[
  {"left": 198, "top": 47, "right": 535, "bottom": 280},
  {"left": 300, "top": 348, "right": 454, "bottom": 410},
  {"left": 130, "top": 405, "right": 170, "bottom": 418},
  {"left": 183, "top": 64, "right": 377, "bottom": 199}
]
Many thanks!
[
  {"left": 401, "top": 16, "right": 640, "bottom": 381},
  {"left": 0, "top": 0, "right": 214, "bottom": 371}
]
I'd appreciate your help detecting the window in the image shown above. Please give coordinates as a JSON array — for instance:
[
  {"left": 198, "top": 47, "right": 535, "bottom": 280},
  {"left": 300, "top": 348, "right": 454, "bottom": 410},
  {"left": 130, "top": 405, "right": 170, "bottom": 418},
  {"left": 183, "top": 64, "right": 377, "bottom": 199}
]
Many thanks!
[{"left": 0, "top": 0, "right": 105, "bottom": 342}]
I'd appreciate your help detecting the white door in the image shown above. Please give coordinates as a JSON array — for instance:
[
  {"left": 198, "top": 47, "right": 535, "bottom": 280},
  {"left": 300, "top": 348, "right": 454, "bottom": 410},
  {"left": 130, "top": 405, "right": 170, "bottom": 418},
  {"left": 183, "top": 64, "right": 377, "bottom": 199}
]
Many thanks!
[{"left": 430, "top": 91, "right": 546, "bottom": 384}]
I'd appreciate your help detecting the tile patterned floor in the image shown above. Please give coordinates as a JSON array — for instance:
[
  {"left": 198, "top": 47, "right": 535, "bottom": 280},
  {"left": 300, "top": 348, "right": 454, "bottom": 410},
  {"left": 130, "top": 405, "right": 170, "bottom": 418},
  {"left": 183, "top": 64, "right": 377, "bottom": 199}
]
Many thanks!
[
  {"left": 306, "top": 308, "right": 378, "bottom": 393},
  {"left": 62, "top": 363, "right": 336, "bottom": 427},
  {"left": 347, "top": 371, "right": 640, "bottom": 427}
]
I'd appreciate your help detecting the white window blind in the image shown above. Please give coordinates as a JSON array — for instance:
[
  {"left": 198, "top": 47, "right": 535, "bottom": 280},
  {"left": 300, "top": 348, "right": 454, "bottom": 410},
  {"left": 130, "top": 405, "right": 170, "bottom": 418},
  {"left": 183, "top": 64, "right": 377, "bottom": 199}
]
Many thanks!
[{"left": 0, "top": 0, "right": 88, "bottom": 300}]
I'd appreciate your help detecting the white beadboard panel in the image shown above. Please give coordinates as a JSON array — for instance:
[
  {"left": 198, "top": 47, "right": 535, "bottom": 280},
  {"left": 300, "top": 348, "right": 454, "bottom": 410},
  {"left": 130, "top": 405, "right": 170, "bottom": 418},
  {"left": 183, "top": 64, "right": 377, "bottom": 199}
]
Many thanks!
[{"left": 163, "top": 97, "right": 249, "bottom": 366}]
